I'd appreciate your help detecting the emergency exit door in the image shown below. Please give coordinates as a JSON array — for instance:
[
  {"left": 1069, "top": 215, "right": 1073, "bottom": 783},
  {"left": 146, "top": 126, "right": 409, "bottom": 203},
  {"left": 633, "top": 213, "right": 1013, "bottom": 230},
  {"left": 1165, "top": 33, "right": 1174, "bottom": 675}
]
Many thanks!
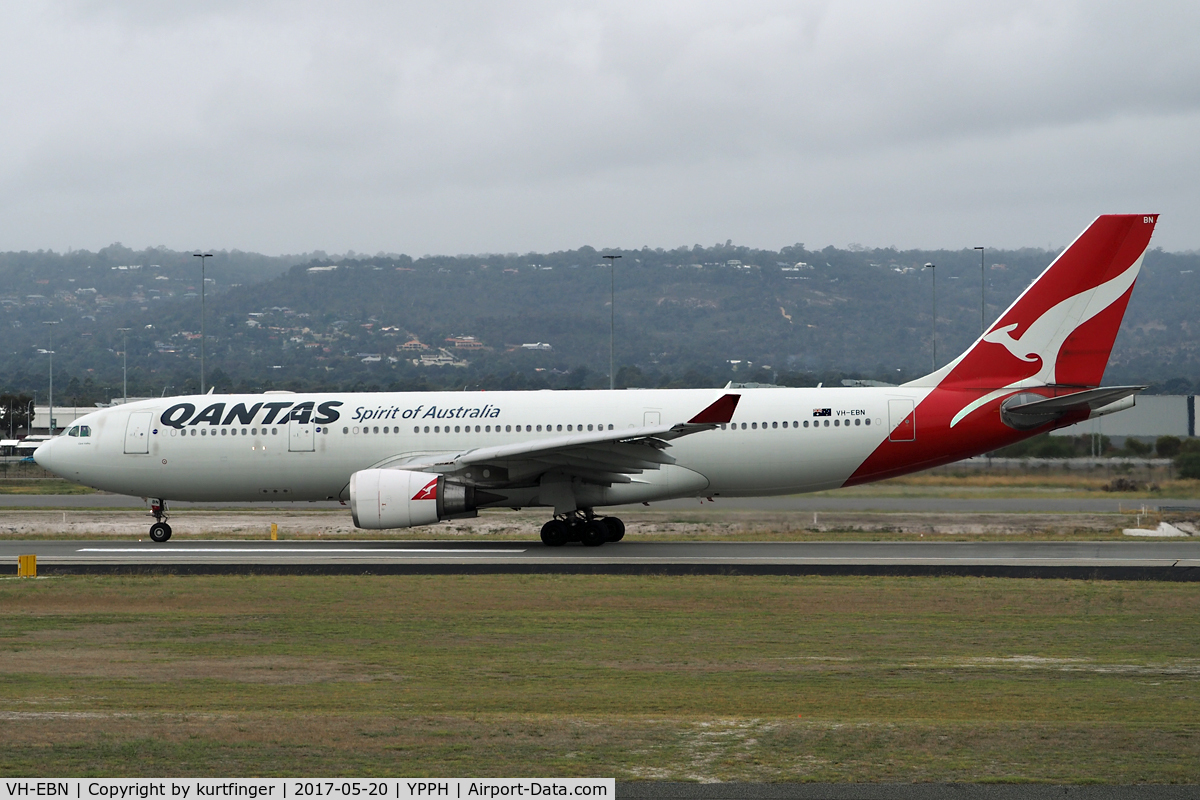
[
  {"left": 888, "top": 399, "right": 916, "bottom": 442},
  {"left": 289, "top": 418, "right": 315, "bottom": 452},
  {"left": 124, "top": 411, "right": 152, "bottom": 454}
]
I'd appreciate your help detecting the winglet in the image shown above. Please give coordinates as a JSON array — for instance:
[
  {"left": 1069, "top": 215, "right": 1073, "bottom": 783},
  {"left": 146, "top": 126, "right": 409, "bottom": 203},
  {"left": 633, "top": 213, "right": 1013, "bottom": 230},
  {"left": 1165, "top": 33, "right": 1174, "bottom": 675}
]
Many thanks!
[{"left": 688, "top": 393, "right": 740, "bottom": 424}]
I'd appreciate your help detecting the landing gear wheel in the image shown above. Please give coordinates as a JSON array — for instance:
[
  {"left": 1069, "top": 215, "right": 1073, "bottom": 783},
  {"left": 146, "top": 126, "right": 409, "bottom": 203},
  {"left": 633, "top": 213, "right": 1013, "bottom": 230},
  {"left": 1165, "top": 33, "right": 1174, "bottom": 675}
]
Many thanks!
[
  {"left": 580, "top": 519, "right": 609, "bottom": 547},
  {"left": 602, "top": 517, "right": 625, "bottom": 542},
  {"left": 149, "top": 522, "right": 172, "bottom": 543},
  {"left": 540, "top": 519, "right": 569, "bottom": 547}
]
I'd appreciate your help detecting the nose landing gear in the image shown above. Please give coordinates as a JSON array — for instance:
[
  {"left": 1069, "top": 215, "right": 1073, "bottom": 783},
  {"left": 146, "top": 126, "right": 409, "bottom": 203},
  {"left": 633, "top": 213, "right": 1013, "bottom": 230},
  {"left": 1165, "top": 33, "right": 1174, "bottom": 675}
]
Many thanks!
[
  {"left": 539, "top": 510, "right": 625, "bottom": 547},
  {"left": 148, "top": 499, "right": 172, "bottom": 542}
]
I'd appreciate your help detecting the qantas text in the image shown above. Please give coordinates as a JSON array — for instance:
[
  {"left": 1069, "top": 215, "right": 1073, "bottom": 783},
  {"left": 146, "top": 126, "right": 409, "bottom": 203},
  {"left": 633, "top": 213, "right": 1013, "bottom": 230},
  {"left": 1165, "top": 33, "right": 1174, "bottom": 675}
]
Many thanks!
[{"left": 158, "top": 401, "right": 505, "bottom": 429}]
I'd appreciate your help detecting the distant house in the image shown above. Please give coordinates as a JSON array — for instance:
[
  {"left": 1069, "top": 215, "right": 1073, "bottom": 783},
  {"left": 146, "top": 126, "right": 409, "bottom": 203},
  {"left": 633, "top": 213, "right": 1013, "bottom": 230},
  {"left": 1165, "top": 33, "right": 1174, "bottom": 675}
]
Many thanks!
[
  {"left": 416, "top": 349, "right": 469, "bottom": 367},
  {"left": 307, "top": 266, "right": 337, "bottom": 273},
  {"left": 401, "top": 338, "right": 429, "bottom": 351},
  {"left": 520, "top": 342, "right": 552, "bottom": 351},
  {"left": 446, "top": 336, "right": 484, "bottom": 349}
]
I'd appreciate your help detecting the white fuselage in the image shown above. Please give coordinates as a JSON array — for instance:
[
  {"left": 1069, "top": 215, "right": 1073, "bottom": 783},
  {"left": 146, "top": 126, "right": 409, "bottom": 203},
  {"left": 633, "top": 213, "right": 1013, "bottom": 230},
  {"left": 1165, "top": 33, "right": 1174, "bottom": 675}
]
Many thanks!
[{"left": 34, "top": 387, "right": 932, "bottom": 505}]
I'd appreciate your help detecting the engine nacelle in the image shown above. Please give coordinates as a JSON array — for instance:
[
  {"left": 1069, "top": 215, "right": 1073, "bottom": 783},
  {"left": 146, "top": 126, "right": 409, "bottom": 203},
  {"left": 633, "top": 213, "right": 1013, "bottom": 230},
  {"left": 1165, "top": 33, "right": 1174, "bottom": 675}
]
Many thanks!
[{"left": 349, "top": 469, "right": 484, "bottom": 529}]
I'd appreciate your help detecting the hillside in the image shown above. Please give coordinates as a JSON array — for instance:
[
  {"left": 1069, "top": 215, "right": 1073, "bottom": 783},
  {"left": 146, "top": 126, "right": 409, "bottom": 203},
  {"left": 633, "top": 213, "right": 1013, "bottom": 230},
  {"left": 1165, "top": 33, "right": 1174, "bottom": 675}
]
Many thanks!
[{"left": 2, "top": 241, "right": 1197, "bottom": 403}]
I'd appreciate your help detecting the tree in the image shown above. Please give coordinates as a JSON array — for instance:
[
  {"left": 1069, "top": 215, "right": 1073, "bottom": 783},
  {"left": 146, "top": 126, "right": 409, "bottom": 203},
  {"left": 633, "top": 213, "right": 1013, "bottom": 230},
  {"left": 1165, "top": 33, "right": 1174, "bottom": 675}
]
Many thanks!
[
  {"left": 1177, "top": 452, "right": 1200, "bottom": 480},
  {"left": 1123, "top": 438, "right": 1152, "bottom": 456},
  {"left": 1156, "top": 436, "right": 1182, "bottom": 459},
  {"left": 0, "top": 394, "right": 34, "bottom": 436}
]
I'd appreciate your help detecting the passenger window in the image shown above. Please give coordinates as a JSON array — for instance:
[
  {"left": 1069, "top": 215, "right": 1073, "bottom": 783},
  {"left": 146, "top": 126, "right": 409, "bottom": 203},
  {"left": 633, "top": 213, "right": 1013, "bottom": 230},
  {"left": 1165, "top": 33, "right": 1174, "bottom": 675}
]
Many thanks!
[
  {"left": 803, "top": 420, "right": 809, "bottom": 428},
  {"left": 751, "top": 422, "right": 757, "bottom": 429},
  {"left": 782, "top": 421, "right": 788, "bottom": 428},
  {"left": 772, "top": 421, "right": 778, "bottom": 429}
]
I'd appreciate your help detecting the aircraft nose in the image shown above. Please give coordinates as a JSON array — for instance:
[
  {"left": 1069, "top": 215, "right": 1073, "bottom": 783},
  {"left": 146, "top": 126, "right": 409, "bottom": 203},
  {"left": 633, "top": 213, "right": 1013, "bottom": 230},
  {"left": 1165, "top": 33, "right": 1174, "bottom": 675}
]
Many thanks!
[{"left": 33, "top": 441, "right": 52, "bottom": 471}]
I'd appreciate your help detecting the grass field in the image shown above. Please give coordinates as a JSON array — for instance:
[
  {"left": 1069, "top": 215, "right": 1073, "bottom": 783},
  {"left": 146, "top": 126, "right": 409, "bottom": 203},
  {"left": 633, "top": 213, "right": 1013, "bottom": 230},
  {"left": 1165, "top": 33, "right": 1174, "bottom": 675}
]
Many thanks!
[{"left": 1, "top": 574, "right": 1197, "bottom": 782}]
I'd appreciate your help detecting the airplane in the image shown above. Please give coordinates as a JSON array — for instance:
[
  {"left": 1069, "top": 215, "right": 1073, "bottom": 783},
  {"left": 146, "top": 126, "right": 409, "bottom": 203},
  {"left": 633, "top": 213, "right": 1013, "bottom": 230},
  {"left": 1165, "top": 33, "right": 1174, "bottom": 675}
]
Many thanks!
[{"left": 35, "top": 214, "right": 1158, "bottom": 545}]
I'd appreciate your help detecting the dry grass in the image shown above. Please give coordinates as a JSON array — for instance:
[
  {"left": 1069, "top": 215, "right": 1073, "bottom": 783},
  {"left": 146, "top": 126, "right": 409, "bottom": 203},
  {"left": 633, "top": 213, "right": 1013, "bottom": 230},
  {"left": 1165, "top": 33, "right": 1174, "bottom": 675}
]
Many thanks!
[
  {"left": 0, "top": 506, "right": 1174, "bottom": 542},
  {"left": 1, "top": 574, "right": 1197, "bottom": 781}
]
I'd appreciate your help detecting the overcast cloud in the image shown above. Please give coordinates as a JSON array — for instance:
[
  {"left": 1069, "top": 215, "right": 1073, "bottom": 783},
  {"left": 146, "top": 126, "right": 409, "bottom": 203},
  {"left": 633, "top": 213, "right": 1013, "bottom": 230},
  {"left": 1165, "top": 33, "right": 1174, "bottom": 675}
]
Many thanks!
[{"left": 2, "top": 1, "right": 1198, "bottom": 254}]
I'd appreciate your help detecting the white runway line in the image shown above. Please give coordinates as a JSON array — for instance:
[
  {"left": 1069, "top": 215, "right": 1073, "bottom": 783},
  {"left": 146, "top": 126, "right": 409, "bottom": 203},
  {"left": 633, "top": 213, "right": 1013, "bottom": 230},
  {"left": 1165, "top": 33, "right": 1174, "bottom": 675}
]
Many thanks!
[{"left": 76, "top": 547, "right": 526, "bottom": 554}]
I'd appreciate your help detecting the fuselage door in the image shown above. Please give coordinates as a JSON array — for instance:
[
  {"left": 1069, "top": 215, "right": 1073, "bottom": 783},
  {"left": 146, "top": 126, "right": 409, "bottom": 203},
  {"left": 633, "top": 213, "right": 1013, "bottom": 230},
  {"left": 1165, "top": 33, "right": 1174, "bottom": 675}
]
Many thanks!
[
  {"left": 289, "top": 418, "right": 315, "bottom": 452},
  {"left": 888, "top": 399, "right": 916, "bottom": 442},
  {"left": 124, "top": 411, "right": 152, "bottom": 454}
]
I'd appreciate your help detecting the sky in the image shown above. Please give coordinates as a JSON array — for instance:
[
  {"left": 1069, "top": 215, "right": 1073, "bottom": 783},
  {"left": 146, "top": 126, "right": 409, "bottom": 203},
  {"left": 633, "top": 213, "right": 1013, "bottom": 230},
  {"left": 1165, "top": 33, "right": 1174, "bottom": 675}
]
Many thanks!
[{"left": 2, "top": 1, "right": 1199, "bottom": 255}]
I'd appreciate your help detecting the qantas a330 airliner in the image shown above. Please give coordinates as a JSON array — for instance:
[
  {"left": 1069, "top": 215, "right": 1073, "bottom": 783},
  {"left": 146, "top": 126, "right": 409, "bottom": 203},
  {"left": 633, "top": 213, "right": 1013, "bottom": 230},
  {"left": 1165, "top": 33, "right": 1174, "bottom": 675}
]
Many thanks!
[{"left": 35, "top": 214, "right": 1158, "bottom": 545}]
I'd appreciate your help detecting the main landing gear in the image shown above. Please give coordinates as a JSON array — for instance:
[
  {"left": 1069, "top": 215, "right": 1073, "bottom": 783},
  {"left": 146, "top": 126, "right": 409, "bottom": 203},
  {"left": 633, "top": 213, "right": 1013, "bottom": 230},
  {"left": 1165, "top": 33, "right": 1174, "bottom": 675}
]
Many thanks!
[
  {"left": 540, "top": 511, "right": 625, "bottom": 547},
  {"left": 149, "top": 499, "right": 172, "bottom": 543}
]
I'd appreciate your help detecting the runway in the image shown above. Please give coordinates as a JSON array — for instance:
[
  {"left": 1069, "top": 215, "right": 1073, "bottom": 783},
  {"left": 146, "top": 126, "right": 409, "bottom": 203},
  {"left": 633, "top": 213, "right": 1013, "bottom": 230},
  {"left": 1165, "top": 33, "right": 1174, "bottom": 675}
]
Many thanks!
[
  {"left": 5, "top": 539, "right": 1199, "bottom": 579},
  {"left": 2, "top": 493, "right": 1196, "bottom": 513}
]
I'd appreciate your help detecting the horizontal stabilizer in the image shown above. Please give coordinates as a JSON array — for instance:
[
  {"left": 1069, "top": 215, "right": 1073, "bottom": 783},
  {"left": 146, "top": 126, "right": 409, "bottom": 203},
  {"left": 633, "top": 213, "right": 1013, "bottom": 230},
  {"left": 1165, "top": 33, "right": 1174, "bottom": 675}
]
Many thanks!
[{"left": 1000, "top": 385, "right": 1145, "bottom": 430}]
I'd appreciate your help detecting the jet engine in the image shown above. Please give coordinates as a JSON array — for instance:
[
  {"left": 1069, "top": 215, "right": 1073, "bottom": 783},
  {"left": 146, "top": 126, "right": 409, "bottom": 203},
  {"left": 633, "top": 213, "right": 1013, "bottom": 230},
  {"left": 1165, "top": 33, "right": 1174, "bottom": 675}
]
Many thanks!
[{"left": 349, "top": 469, "right": 495, "bottom": 529}]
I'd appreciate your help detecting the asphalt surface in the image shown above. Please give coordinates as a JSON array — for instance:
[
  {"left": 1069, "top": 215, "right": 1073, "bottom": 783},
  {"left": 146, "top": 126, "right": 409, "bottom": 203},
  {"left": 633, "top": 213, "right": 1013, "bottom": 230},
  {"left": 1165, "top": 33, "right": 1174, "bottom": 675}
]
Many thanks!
[
  {"left": 5, "top": 539, "right": 1198, "bottom": 578},
  {"left": 1, "top": 494, "right": 1196, "bottom": 513}
]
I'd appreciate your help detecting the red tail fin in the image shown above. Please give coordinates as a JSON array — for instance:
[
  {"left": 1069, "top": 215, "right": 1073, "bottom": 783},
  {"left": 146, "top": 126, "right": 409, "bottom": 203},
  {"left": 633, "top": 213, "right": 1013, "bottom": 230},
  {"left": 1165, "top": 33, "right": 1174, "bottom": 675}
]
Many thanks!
[{"left": 916, "top": 214, "right": 1158, "bottom": 391}]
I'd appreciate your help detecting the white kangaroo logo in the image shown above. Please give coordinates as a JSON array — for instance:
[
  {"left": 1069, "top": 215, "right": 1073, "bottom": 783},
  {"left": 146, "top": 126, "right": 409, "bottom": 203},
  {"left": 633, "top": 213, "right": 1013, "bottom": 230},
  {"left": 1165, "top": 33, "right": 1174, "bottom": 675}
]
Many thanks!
[{"left": 949, "top": 252, "right": 1145, "bottom": 427}]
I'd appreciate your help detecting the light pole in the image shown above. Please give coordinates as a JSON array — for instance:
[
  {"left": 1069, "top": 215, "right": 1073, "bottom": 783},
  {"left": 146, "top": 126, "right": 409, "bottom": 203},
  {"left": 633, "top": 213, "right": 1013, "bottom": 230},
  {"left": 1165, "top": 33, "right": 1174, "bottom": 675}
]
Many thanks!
[
  {"left": 974, "top": 246, "right": 985, "bottom": 334},
  {"left": 923, "top": 263, "right": 936, "bottom": 370},
  {"left": 603, "top": 254, "right": 621, "bottom": 390},
  {"left": 193, "top": 252, "right": 213, "bottom": 393},
  {"left": 43, "top": 321, "right": 58, "bottom": 434},
  {"left": 117, "top": 328, "right": 131, "bottom": 404}
]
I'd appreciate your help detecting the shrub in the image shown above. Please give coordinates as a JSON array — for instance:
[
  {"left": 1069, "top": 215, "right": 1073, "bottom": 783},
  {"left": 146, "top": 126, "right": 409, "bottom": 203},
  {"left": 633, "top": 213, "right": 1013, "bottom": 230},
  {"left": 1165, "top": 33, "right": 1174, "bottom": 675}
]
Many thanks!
[
  {"left": 1177, "top": 452, "right": 1200, "bottom": 480},
  {"left": 1156, "top": 436, "right": 1182, "bottom": 458},
  {"left": 1123, "top": 438, "right": 1152, "bottom": 456}
]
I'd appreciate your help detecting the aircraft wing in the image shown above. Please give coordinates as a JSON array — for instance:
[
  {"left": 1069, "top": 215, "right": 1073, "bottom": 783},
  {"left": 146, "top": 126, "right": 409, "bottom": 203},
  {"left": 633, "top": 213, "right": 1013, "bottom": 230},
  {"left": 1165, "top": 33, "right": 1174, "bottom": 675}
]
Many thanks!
[{"left": 372, "top": 393, "right": 740, "bottom": 487}]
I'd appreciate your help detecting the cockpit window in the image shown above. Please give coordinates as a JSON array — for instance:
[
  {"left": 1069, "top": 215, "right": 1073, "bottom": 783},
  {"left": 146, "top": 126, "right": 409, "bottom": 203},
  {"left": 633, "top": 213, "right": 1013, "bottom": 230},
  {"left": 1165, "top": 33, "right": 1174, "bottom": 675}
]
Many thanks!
[
  {"left": 66, "top": 425, "right": 91, "bottom": 438},
  {"left": 67, "top": 426, "right": 79, "bottom": 437}
]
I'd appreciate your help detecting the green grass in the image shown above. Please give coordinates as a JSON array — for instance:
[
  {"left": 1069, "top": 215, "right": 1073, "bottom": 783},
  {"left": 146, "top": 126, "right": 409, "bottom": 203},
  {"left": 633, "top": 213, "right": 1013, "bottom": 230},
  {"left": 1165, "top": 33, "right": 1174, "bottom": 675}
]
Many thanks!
[{"left": 1, "top": 574, "right": 1197, "bottom": 781}]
